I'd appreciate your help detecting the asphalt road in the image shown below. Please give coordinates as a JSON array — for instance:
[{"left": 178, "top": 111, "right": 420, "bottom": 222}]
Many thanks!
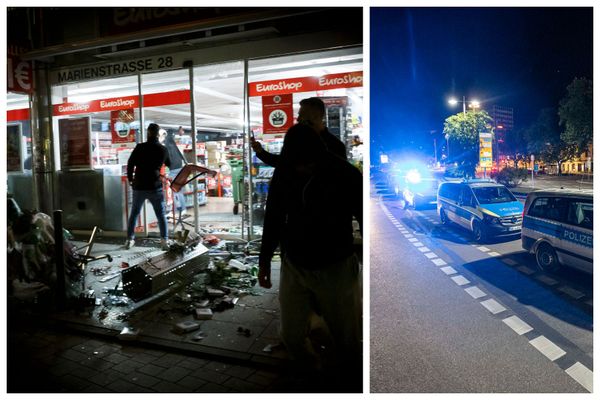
[{"left": 370, "top": 192, "right": 593, "bottom": 393}]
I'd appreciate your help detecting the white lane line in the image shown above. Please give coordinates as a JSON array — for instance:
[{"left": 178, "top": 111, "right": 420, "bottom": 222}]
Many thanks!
[
  {"left": 565, "top": 362, "right": 593, "bottom": 392},
  {"left": 488, "top": 251, "right": 501, "bottom": 257},
  {"left": 477, "top": 246, "right": 491, "bottom": 252},
  {"left": 418, "top": 247, "right": 431, "bottom": 253},
  {"left": 451, "top": 275, "right": 470, "bottom": 286},
  {"left": 480, "top": 299, "right": 507, "bottom": 314},
  {"left": 558, "top": 286, "right": 585, "bottom": 300},
  {"left": 464, "top": 286, "right": 487, "bottom": 299},
  {"left": 502, "top": 316, "right": 533, "bottom": 335},
  {"left": 517, "top": 266, "right": 536, "bottom": 275},
  {"left": 529, "top": 336, "right": 566, "bottom": 362},
  {"left": 424, "top": 252, "right": 437, "bottom": 259},
  {"left": 502, "top": 258, "right": 519, "bottom": 266},
  {"left": 408, "top": 238, "right": 418, "bottom": 242},
  {"left": 440, "top": 266, "right": 458, "bottom": 275},
  {"left": 404, "top": 234, "right": 414, "bottom": 238},
  {"left": 431, "top": 258, "right": 447, "bottom": 266},
  {"left": 535, "top": 275, "right": 559, "bottom": 286}
]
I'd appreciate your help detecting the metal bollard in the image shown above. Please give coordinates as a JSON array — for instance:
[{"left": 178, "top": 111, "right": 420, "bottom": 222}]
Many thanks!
[{"left": 53, "top": 210, "right": 66, "bottom": 310}]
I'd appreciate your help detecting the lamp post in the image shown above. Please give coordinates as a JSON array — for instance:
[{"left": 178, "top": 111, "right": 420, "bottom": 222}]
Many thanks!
[{"left": 448, "top": 96, "right": 480, "bottom": 115}]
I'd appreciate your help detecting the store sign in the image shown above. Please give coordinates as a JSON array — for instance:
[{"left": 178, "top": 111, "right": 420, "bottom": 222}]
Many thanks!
[
  {"left": 262, "top": 94, "right": 293, "bottom": 136},
  {"left": 51, "top": 55, "right": 185, "bottom": 84},
  {"left": 7, "top": 108, "right": 30, "bottom": 122},
  {"left": 53, "top": 90, "right": 190, "bottom": 116},
  {"left": 7, "top": 123, "right": 24, "bottom": 172},
  {"left": 249, "top": 71, "right": 363, "bottom": 97},
  {"left": 58, "top": 117, "right": 92, "bottom": 170},
  {"left": 111, "top": 109, "right": 137, "bottom": 148},
  {"left": 479, "top": 132, "right": 493, "bottom": 168},
  {"left": 7, "top": 55, "right": 34, "bottom": 94}
]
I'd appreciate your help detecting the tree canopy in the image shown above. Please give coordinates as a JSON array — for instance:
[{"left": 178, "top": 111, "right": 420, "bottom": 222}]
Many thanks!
[{"left": 558, "top": 77, "right": 593, "bottom": 154}]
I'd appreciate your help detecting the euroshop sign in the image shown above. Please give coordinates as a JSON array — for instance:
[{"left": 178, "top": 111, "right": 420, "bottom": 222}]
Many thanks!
[
  {"left": 249, "top": 71, "right": 363, "bottom": 97},
  {"left": 53, "top": 90, "right": 190, "bottom": 116}
]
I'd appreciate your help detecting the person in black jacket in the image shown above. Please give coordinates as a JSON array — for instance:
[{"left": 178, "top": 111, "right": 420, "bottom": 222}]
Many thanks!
[
  {"left": 250, "top": 97, "right": 347, "bottom": 167},
  {"left": 258, "top": 123, "right": 362, "bottom": 385},
  {"left": 125, "top": 123, "right": 171, "bottom": 250}
]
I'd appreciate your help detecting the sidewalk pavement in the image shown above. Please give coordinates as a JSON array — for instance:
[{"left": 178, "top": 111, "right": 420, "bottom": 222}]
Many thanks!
[{"left": 510, "top": 174, "right": 593, "bottom": 196}]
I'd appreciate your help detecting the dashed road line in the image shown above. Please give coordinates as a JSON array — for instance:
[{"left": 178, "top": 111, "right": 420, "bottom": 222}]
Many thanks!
[
  {"left": 502, "top": 316, "right": 533, "bottom": 335},
  {"left": 464, "top": 286, "right": 487, "bottom": 299},
  {"left": 417, "top": 246, "right": 431, "bottom": 253},
  {"left": 424, "top": 252, "right": 437, "bottom": 259},
  {"left": 431, "top": 258, "right": 447, "bottom": 266},
  {"left": 440, "top": 266, "right": 458, "bottom": 275},
  {"left": 480, "top": 299, "right": 507, "bottom": 314},
  {"left": 488, "top": 251, "right": 501, "bottom": 257},
  {"left": 408, "top": 238, "right": 418, "bottom": 242},
  {"left": 535, "top": 275, "right": 559, "bottom": 286},
  {"left": 558, "top": 286, "right": 585, "bottom": 300},
  {"left": 476, "top": 246, "right": 491, "bottom": 252},
  {"left": 529, "top": 336, "right": 566, "bottom": 362},
  {"left": 451, "top": 275, "right": 470, "bottom": 286},
  {"left": 517, "top": 265, "right": 536, "bottom": 275},
  {"left": 413, "top": 242, "right": 424, "bottom": 247},
  {"left": 404, "top": 234, "right": 414, "bottom": 238},
  {"left": 565, "top": 362, "right": 593, "bottom": 392}
]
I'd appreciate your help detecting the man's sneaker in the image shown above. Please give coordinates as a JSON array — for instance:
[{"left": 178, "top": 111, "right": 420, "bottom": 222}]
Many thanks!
[
  {"left": 160, "top": 238, "right": 170, "bottom": 251},
  {"left": 124, "top": 239, "right": 135, "bottom": 249}
]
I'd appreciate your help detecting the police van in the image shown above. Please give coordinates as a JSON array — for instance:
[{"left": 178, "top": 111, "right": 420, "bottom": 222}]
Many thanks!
[
  {"left": 437, "top": 179, "right": 524, "bottom": 242},
  {"left": 522, "top": 189, "right": 592, "bottom": 274}
]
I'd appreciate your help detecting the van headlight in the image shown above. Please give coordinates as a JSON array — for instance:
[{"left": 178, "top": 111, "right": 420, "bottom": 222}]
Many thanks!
[{"left": 482, "top": 214, "right": 500, "bottom": 225}]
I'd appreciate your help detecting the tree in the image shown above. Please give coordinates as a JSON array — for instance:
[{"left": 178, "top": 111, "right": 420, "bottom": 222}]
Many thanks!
[
  {"left": 559, "top": 77, "right": 593, "bottom": 154},
  {"left": 525, "top": 107, "right": 577, "bottom": 175},
  {"left": 443, "top": 110, "right": 494, "bottom": 177}
]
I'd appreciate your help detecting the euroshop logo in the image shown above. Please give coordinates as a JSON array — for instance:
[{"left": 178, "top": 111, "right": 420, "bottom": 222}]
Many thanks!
[
  {"left": 273, "top": 95, "right": 282, "bottom": 104},
  {"left": 269, "top": 109, "right": 287, "bottom": 127}
]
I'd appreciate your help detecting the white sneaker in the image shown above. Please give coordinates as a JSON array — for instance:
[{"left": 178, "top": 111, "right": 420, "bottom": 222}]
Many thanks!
[
  {"left": 124, "top": 239, "right": 135, "bottom": 249},
  {"left": 160, "top": 238, "right": 170, "bottom": 251}
]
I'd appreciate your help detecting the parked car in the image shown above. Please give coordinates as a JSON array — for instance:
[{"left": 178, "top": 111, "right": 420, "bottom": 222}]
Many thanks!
[
  {"left": 522, "top": 189, "right": 592, "bottom": 274},
  {"left": 402, "top": 170, "right": 439, "bottom": 209},
  {"left": 437, "top": 179, "right": 523, "bottom": 242}
]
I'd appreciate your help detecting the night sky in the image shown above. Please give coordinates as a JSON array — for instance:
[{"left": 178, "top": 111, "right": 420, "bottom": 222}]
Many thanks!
[{"left": 370, "top": 7, "right": 593, "bottom": 161}]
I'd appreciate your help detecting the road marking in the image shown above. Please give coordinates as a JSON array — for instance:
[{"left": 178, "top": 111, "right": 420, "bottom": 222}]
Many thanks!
[
  {"left": 418, "top": 247, "right": 431, "bottom": 253},
  {"left": 424, "top": 252, "right": 437, "bottom": 259},
  {"left": 464, "top": 286, "right": 487, "bottom": 299},
  {"left": 535, "top": 275, "right": 559, "bottom": 286},
  {"left": 431, "top": 258, "right": 447, "bottom": 266},
  {"left": 488, "top": 251, "right": 501, "bottom": 257},
  {"left": 408, "top": 238, "right": 418, "bottom": 242},
  {"left": 477, "top": 246, "right": 491, "bottom": 252},
  {"left": 565, "top": 362, "right": 593, "bottom": 392},
  {"left": 480, "top": 299, "right": 507, "bottom": 314},
  {"left": 502, "top": 258, "right": 519, "bottom": 266},
  {"left": 517, "top": 266, "right": 536, "bottom": 275},
  {"left": 413, "top": 242, "right": 424, "bottom": 247},
  {"left": 451, "top": 275, "right": 470, "bottom": 286},
  {"left": 404, "top": 234, "right": 414, "bottom": 238},
  {"left": 558, "top": 286, "right": 585, "bottom": 300},
  {"left": 502, "top": 316, "right": 533, "bottom": 335},
  {"left": 440, "top": 266, "right": 458, "bottom": 275},
  {"left": 529, "top": 336, "right": 566, "bottom": 361}
]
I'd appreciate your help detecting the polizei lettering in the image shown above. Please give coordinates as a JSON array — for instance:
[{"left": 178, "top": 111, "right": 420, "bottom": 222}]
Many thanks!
[
  {"left": 256, "top": 81, "right": 303, "bottom": 93},
  {"left": 563, "top": 229, "right": 593, "bottom": 247},
  {"left": 318, "top": 74, "right": 363, "bottom": 87}
]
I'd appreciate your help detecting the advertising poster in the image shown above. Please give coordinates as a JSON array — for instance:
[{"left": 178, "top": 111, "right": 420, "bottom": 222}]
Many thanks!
[
  {"left": 262, "top": 94, "right": 293, "bottom": 137},
  {"left": 479, "top": 132, "right": 493, "bottom": 168},
  {"left": 7, "top": 123, "right": 24, "bottom": 172},
  {"left": 58, "top": 117, "right": 92, "bottom": 169},
  {"left": 111, "top": 108, "right": 137, "bottom": 148}
]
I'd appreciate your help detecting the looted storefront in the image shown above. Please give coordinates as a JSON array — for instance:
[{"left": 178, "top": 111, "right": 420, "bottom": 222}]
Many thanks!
[{"left": 7, "top": 8, "right": 363, "bottom": 368}]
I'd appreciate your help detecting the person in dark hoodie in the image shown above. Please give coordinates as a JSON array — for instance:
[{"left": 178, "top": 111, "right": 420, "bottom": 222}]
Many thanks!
[
  {"left": 125, "top": 123, "right": 171, "bottom": 250},
  {"left": 258, "top": 123, "right": 362, "bottom": 387}
]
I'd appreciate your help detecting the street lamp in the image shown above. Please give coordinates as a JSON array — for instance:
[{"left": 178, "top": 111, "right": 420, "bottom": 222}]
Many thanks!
[{"left": 448, "top": 96, "right": 480, "bottom": 115}]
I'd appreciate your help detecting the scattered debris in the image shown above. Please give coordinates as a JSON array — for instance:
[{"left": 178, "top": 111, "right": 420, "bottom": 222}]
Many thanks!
[
  {"left": 119, "top": 327, "right": 140, "bottom": 340},
  {"left": 237, "top": 326, "right": 252, "bottom": 337},
  {"left": 173, "top": 320, "right": 201, "bottom": 334},
  {"left": 191, "top": 330, "right": 206, "bottom": 341},
  {"left": 194, "top": 308, "right": 213, "bottom": 320},
  {"left": 99, "top": 273, "right": 121, "bottom": 282},
  {"left": 262, "top": 343, "right": 283, "bottom": 353},
  {"left": 90, "top": 266, "right": 111, "bottom": 276}
]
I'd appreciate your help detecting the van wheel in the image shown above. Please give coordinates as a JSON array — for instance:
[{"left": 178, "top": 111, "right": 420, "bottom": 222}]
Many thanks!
[
  {"left": 473, "top": 221, "right": 487, "bottom": 243},
  {"left": 535, "top": 242, "right": 560, "bottom": 273},
  {"left": 440, "top": 209, "right": 449, "bottom": 225}
]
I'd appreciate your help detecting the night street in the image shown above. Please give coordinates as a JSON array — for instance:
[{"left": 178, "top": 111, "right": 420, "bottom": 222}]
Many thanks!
[{"left": 370, "top": 181, "right": 592, "bottom": 393}]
